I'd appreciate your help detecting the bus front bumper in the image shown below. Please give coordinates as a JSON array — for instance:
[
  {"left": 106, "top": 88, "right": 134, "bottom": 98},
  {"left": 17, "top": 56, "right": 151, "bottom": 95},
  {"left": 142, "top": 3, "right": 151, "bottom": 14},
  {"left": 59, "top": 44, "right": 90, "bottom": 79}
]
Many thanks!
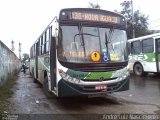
[{"left": 57, "top": 77, "right": 130, "bottom": 97}]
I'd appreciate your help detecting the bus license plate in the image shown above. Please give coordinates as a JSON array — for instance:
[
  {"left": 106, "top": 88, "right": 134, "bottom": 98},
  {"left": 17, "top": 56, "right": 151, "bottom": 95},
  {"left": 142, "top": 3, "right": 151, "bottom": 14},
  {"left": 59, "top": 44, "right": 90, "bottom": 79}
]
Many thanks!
[{"left": 95, "top": 85, "right": 107, "bottom": 90}]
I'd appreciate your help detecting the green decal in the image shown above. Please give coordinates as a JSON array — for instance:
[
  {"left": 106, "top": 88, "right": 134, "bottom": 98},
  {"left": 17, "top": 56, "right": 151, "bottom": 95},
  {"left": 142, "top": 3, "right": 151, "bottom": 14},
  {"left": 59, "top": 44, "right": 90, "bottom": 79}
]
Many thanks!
[
  {"left": 66, "top": 67, "right": 127, "bottom": 81},
  {"left": 84, "top": 72, "right": 112, "bottom": 80},
  {"left": 158, "top": 54, "right": 160, "bottom": 62},
  {"left": 145, "top": 53, "right": 155, "bottom": 62},
  {"left": 129, "top": 53, "right": 155, "bottom": 62},
  {"left": 67, "top": 69, "right": 89, "bottom": 79}
]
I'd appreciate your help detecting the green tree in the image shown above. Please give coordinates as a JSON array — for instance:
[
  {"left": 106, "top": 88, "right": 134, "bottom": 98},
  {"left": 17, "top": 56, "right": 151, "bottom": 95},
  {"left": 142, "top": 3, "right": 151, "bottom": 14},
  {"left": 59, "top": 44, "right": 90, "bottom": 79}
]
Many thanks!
[
  {"left": 88, "top": 2, "right": 100, "bottom": 9},
  {"left": 120, "top": 1, "right": 151, "bottom": 39},
  {"left": 22, "top": 53, "right": 29, "bottom": 64}
]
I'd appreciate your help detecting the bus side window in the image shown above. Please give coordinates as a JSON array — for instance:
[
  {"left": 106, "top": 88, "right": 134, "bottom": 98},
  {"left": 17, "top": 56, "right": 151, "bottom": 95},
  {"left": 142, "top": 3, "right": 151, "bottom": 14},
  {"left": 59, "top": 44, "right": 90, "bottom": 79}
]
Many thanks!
[
  {"left": 33, "top": 46, "right": 35, "bottom": 57},
  {"left": 131, "top": 40, "right": 141, "bottom": 54},
  {"left": 38, "top": 39, "right": 41, "bottom": 56},
  {"left": 155, "top": 38, "right": 160, "bottom": 53},
  {"left": 157, "top": 39, "right": 160, "bottom": 53},
  {"left": 37, "top": 40, "right": 40, "bottom": 56},
  {"left": 46, "top": 29, "right": 50, "bottom": 53},
  {"left": 42, "top": 33, "right": 46, "bottom": 54},
  {"left": 41, "top": 36, "right": 43, "bottom": 55},
  {"left": 142, "top": 38, "right": 153, "bottom": 53}
]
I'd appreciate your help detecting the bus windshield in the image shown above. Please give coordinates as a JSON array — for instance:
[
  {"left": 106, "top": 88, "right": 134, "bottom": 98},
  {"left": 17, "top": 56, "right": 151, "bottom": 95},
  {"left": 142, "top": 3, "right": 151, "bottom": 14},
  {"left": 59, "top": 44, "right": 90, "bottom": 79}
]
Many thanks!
[{"left": 58, "top": 25, "right": 128, "bottom": 63}]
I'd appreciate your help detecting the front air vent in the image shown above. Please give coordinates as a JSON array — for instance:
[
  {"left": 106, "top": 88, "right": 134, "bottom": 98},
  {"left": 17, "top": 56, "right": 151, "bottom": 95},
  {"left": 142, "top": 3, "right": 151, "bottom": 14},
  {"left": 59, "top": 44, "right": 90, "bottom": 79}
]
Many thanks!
[{"left": 59, "top": 60, "right": 128, "bottom": 72}]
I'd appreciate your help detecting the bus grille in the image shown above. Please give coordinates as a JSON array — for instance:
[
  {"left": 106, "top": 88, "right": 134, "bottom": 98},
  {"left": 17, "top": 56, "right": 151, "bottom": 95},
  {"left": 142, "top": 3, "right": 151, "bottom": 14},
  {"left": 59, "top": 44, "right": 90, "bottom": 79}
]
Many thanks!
[{"left": 81, "top": 77, "right": 118, "bottom": 82}]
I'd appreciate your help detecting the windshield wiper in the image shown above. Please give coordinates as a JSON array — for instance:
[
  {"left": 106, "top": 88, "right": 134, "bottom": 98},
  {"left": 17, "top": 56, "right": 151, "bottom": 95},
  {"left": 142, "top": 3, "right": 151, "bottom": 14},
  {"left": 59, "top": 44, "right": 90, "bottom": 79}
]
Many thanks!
[
  {"left": 72, "top": 24, "right": 86, "bottom": 57},
  {"left": 105, "top": 32, "right": 109, "bottom": 54},
  {"left": 105, "top": 28, "right": 115, "bottom": 53},
  {"left": 74, "top": 33, "right": 99, "bottom": 43},
  {"left": 78, "top": 24, "right": 88, "bottom": 48}
]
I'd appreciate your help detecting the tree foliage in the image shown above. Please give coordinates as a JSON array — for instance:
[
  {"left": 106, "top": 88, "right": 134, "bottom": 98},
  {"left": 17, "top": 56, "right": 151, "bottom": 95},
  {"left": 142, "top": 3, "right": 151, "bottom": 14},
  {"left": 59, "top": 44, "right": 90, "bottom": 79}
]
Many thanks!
[
  {"left": 88, "top": 2, "right": 100, "bottom": 9},
  {"left": 21, "top": 53, "right": 29, "bottom": 64},
  {"left": 120, "top": 1, "right": 151, "bottom": 39}
]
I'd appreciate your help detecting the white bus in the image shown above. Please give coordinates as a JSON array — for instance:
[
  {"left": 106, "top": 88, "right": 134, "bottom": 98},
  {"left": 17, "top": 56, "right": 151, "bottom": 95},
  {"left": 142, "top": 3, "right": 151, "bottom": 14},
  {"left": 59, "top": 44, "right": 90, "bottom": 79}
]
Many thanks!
[
  {"left": 30, "top": 8, "right": 129, "bottom": 97},
  {"left": 128, "top": 33, "right": 160, "bottom": 76}
]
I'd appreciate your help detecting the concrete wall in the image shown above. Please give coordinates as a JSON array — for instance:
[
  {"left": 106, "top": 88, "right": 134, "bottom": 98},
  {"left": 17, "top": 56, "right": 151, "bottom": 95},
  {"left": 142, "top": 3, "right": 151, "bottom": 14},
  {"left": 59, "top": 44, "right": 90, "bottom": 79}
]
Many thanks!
[{"left": 0, "top": 40, "right": 21, "bottom": 85}]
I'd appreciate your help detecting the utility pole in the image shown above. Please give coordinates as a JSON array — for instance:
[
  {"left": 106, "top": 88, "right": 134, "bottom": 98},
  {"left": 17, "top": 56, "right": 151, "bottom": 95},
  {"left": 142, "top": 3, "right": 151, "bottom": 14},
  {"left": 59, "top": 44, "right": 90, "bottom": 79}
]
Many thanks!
[
  {"left": 131, "top": 0, "right": 135, "bottom": 38},
  {"left": 11, "top": 40, "right": 15, "bottom": 52},
  {"left": 19, "top": 42, "right": 21, "bottom": 60}
]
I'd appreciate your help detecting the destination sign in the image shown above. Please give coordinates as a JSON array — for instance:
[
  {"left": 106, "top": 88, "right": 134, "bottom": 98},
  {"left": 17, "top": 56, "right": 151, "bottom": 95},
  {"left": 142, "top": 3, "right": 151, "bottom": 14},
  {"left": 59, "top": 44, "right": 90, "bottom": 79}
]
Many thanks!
[{"left": 71, "top": 12, "right": 120, "bottom": 24}]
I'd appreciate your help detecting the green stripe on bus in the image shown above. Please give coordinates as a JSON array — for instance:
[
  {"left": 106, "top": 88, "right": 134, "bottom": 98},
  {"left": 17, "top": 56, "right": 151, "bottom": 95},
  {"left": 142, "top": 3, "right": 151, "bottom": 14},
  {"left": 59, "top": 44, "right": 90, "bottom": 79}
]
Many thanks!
[
  {"left": 67, "top": 69, "right": 112, "bottom": 80},
  {"left": 66, "top": 69, "right": 89, "bottom": 79},
  {"left": 146, "top": 53, "right": 155, "bottom": 62},
  {"left": 84, "top": 72, "right": 112, "bottom": 80},
  {"left": 66, "top": 68, "right": 127, "bottom": 80}
]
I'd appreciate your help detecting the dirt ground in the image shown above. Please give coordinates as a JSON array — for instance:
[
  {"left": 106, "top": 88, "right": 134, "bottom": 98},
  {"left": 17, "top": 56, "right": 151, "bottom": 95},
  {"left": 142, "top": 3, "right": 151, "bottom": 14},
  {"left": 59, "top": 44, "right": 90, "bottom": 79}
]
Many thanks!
[{"left": 6, "top": 70, "right": 160, "bottom": 119}]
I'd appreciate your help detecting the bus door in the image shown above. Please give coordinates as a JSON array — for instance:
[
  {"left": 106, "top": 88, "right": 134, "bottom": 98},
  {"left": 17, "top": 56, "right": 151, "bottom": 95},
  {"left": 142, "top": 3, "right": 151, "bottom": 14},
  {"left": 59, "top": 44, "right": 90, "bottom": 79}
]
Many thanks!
[
  {"left": 35, "top": 42, "right": 39, "bottom": 79},
  {"left": 50, "top": 36, "right": 56, "bottom": 90},
  {"left": 155, "top": 38, "right": 160, "bottom": 72}
]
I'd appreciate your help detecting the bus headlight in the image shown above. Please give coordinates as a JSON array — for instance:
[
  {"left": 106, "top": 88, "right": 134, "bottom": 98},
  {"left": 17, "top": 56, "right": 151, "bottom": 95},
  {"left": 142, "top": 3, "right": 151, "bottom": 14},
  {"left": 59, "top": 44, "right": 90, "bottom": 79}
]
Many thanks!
[
  {"left": 58, "top": 69, "right": 81, "bottom": 84},
  {"left": 122, "top": 70, "right": 130, "bottom": 79},
  {"left": 118, "top": 70, "right": 129, "bottom": 81}
]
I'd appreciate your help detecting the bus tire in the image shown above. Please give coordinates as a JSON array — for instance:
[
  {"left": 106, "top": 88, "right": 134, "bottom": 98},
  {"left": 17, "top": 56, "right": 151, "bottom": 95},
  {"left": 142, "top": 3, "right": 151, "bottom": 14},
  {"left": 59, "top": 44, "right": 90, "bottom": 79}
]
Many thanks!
[
  {"left": 43, "top": 77, "right": 54, "bottom": 98},
  {"left": 34, "top": 78, "right": 37, "bottom": 83},
  {"left": 33, "top": 75, "right": 37, "bottom": 83},
  {"left": 32, "top": 70, "right": 37, "bottom": 83},
  {"left": 133, "top": 63, "right": 144, "bottom": 76}
]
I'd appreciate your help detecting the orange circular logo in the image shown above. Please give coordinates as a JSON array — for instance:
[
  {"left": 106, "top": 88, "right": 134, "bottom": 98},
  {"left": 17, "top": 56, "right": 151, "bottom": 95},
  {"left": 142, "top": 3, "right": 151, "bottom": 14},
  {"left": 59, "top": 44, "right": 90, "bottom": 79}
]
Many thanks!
[{"left": 90, "top": 51, "right": 101, "bottom": 62}]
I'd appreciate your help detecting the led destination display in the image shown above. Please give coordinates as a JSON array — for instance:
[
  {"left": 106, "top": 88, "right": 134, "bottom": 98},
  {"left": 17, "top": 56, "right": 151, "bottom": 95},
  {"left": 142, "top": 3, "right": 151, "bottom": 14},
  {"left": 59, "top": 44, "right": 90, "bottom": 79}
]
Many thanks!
[{"left": 71, "top": 12, "right": 120, "bottom": 24}]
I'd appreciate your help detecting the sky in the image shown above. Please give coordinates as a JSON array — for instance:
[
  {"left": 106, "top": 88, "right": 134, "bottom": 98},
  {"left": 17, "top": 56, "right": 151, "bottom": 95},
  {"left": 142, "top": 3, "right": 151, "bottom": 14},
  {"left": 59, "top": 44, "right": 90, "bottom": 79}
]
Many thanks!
[{"left": 0, "top": 0, "right": 160, "bottom": 57}]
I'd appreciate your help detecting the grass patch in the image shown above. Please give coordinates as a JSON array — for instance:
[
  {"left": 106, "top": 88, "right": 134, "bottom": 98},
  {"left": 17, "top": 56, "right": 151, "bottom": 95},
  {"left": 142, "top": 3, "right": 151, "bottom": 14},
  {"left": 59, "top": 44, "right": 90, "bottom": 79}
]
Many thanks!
[{"left": 0, "top": 75, "right": 18, "bottom": 116}]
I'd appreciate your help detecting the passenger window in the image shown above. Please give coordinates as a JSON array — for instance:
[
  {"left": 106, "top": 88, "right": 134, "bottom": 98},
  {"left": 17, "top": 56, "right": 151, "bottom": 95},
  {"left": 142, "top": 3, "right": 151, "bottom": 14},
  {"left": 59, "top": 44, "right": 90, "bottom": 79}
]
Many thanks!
[
  {"left": 131, "top": 40, "right": 141, "bottom": 54},
  {"left": 42, "top": 32, "right": 46, "bottom": 54},
  {"left": 39, "top": 38, "right": 41, "bottom": 55},
  {"left": 41, "top": 35, "right": 44, "bottom": 55},
  {"left": 156, "top": 38, "right": 160, "bottom": 53},
  {"left": 46, "top": 29, "right": 50, "bottom": 53},
  {"left": 142, "top": 38, "right": 153, "bottom": 53}
]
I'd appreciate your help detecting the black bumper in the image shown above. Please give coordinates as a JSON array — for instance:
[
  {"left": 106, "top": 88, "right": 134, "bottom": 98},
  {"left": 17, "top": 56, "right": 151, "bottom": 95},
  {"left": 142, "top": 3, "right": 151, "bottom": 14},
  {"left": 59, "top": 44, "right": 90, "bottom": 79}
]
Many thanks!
[{"left": 58, "top": 77, "right": 130, "bottom": 97}]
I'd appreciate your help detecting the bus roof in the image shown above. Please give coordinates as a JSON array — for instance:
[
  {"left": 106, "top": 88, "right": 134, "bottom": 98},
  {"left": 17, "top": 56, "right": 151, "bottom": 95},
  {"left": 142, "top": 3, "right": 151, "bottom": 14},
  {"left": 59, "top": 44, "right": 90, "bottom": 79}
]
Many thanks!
[{"left": 128, "top": 33, "right": 160, "bottom": 42}]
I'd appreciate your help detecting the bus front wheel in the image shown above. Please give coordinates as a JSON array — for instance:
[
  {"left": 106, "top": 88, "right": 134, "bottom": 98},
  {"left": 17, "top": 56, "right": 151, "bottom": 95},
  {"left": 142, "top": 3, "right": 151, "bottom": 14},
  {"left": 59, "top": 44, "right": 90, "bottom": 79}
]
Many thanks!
[
  {"left": 43, "top": 77, "right": 54, "bottom": 98},
  {"left": 133, "top": 63, "right": 144, "bottom": 76},
  {"left": 32, "top": 69, "right": 37, "bottom": 83}
]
